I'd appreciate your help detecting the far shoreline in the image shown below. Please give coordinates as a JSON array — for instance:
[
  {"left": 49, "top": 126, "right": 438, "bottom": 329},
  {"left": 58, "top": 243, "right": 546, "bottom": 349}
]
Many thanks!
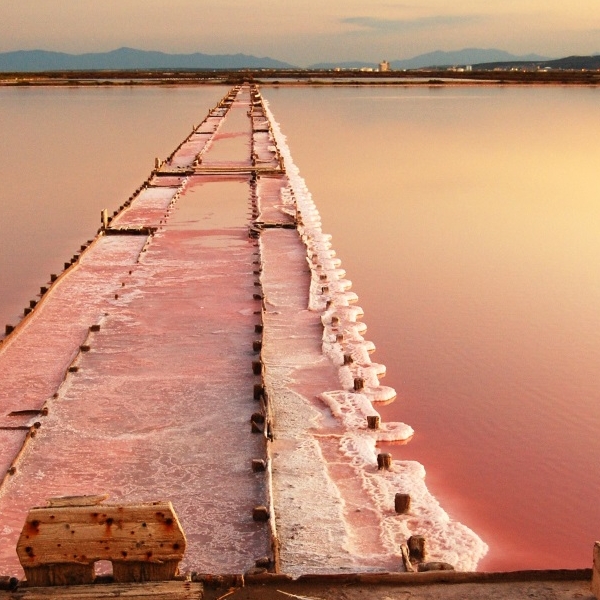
[{"left": 1, "top": 68, "right": 600, "bottom": 87}]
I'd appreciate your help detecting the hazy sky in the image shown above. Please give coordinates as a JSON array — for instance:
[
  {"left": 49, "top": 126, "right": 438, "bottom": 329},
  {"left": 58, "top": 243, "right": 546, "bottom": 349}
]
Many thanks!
[{"left": 2, "top": 1, "right": 600, "bottom": 66}]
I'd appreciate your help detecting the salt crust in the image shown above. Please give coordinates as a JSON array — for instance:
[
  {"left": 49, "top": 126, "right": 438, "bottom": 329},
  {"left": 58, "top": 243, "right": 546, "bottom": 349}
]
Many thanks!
[{"left": 261, "top": 92, "right": 488, "bottom": 571}]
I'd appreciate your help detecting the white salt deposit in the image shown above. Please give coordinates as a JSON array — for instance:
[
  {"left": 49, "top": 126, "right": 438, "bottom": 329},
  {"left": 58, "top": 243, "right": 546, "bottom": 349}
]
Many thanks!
[{"left": 262, "top": 93, "right": 489, "bottom": 571}]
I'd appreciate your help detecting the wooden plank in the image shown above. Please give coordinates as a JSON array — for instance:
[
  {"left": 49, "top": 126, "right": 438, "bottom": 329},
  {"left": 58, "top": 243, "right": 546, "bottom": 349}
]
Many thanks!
[
  {"left": 0, "top": 581, "right": 203, "bottom": 599},
  {"left": 592, "top": 541, "right": 600, "bottom": 599}
]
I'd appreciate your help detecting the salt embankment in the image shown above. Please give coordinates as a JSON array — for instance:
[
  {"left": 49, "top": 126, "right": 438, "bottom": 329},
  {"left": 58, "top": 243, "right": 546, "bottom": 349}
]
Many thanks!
[{"left": 261, "top": 94, "right": 488, "bottom": 573}]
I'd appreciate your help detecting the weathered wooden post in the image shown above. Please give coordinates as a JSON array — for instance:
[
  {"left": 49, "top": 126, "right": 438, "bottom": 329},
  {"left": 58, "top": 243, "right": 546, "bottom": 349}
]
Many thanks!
[
  {"left": 252, "top": 459, "right": 266, "bottom": 472},
  {"left": 251, "top": 412, "right": 265, "bottom": 434},
  {"left": 377, "top": 453, "right": 392, "bottom": 470},
  {"left": 253, "top": 383, "right": 264, "bottom": 400},
  {"left": 395, "top": 493, "right": 411, "bottom": 514},
  {"left": 400, "top": 545, "right": 415, "bottom": 572},
  {"left": 101, "top": 208, "right": 109, "bottom": 230},
  {"left": 252, "top": 506, "right": 269, "bottom": 522},
  {"left": 593, "top": 541, "right": 600, "bottom": 599},
  {"left": 354, "top": 377, "right": 365, "bottom": 391},
  {"left": 407, "top": 535, "right": 427, "bottom": 561},
  {"left": 367, "top": 415, "right": 380, "bottom": 430}
]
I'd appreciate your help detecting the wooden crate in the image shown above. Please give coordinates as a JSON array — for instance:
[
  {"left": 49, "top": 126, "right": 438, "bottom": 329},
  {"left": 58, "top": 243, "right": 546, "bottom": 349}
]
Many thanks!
[{"left": 17, "top": 497, "right": 186, "bottom": 587}]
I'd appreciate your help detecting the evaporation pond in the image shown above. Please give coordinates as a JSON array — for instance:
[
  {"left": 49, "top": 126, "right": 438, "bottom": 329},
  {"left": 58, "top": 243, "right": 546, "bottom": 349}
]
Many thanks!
[{"left": 170, "top": 177, "right": 250, "bottom": 232}]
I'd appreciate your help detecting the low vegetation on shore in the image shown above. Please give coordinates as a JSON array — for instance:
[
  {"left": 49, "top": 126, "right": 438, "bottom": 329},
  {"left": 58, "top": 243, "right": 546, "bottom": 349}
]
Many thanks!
[{"left": 1, "top": 68, "right": 600, "bottom": 87}]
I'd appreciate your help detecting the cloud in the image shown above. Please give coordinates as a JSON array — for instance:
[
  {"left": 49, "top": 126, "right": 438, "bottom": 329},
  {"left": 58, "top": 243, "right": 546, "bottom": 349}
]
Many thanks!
[{"left": 341, "top": 14, "right": 483, "bottom": 33}]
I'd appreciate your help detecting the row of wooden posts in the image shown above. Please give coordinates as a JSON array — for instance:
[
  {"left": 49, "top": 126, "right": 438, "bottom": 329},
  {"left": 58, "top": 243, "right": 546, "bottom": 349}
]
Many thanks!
[{"left": 247, "top": 179, "right": 278, "bottom": 575}]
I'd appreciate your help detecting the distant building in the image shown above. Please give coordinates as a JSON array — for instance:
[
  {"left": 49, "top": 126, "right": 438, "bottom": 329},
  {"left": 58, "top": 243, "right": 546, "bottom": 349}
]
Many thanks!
[{"left": 378, "top": 60, "right": 391, "bottom": 72}]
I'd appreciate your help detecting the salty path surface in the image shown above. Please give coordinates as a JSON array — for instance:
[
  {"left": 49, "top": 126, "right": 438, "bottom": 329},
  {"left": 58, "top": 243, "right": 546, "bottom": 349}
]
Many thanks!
[{"left": 0, "top": 86, "right": 269, "bottom": 576}]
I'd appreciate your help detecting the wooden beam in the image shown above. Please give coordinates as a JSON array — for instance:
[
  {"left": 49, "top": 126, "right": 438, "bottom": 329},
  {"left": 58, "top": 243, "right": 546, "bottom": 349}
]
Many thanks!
[{"left": 0, "top": 581, "right": 203, "bottom": 599}]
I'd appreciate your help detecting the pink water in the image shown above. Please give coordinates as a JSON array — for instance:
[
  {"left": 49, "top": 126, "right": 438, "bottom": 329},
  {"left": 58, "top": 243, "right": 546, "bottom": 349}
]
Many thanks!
[
  {"left": 0, "top": 86, "right": 227, "bottom": 329},
  {"left": 263, "top": 85, "right": 600, "bottom": 570},
  {"left": 2, "top": 85, "right": 600, "bottom": 571}
]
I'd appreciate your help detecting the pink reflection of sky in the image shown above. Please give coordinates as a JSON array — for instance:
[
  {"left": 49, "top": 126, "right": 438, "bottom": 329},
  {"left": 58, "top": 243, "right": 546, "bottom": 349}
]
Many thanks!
[{"left": 263, "top": 85, "right": 600, "bottom": 571}]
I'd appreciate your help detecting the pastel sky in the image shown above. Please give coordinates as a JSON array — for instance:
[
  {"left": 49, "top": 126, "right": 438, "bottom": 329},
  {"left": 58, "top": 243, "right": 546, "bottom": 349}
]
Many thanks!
[{"left": 3, "top": 1, "right": 600, "bottom": 66}]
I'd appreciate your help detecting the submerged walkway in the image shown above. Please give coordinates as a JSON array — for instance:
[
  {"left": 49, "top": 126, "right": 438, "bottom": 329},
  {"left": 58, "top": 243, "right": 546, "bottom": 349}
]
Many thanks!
[{"left": 1, "top": 83, "right": 487, "bottom": 582}]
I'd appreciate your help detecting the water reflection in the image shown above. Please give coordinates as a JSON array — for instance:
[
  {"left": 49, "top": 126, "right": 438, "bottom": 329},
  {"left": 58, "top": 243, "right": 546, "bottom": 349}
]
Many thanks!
[{"left": 263, "top": 85, "right": 600, "bottom": 570}]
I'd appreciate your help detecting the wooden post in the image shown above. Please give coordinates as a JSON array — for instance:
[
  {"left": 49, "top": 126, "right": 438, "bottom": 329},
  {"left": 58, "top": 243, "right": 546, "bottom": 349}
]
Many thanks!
[
  {"left": 377, "top": 453, "right": 392, "bottom": 470},
  {"left": 593, "top": 541, "right": 600, "bottom": 599},
  {"left": 251, "top": 412, "right": 264, "bottom": 434},
  {"left": 408, "top": 535, "right": 427, "bottom": 561},
  {"left": 367, "top": 415, "right": 380, "bottom": 430},
  {"left": 395, "top": 493, "right": 411, "bottom": 514},
  {"left": 101, "top": 208, "right": 109, "bottom": 229},
  {"left": 354, "top": 377, "right": 365, "bottom": 391},
  {"left": 343, "top": 354, "right": 353, "bottom": 365},
  {"left": 252, "top": 459, "right": 266, "bottom": 472},
  {"left": 400, "top": 545, "right": 415, "bottom": 572},
  {"left": 252, "top": 506, "right": 269, "bottom": 522}
]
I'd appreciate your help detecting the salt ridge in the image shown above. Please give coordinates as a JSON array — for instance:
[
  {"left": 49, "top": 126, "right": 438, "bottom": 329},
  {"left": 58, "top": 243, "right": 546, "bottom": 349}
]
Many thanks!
[{"left": 262, "top": 94, "right": 489, "bottom": 571}]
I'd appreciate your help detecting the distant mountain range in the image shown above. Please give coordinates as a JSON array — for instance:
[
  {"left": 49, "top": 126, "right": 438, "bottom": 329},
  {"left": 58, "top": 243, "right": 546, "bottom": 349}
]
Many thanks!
[
  {"left": 0, "top": 47, "right": 294, "bottom": 71},
  {"left": 311, "top": 49, "right": 550, "bottom": 70},
  {"left": 1, "top": 47, "right": 599, "bottom": 72}
]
